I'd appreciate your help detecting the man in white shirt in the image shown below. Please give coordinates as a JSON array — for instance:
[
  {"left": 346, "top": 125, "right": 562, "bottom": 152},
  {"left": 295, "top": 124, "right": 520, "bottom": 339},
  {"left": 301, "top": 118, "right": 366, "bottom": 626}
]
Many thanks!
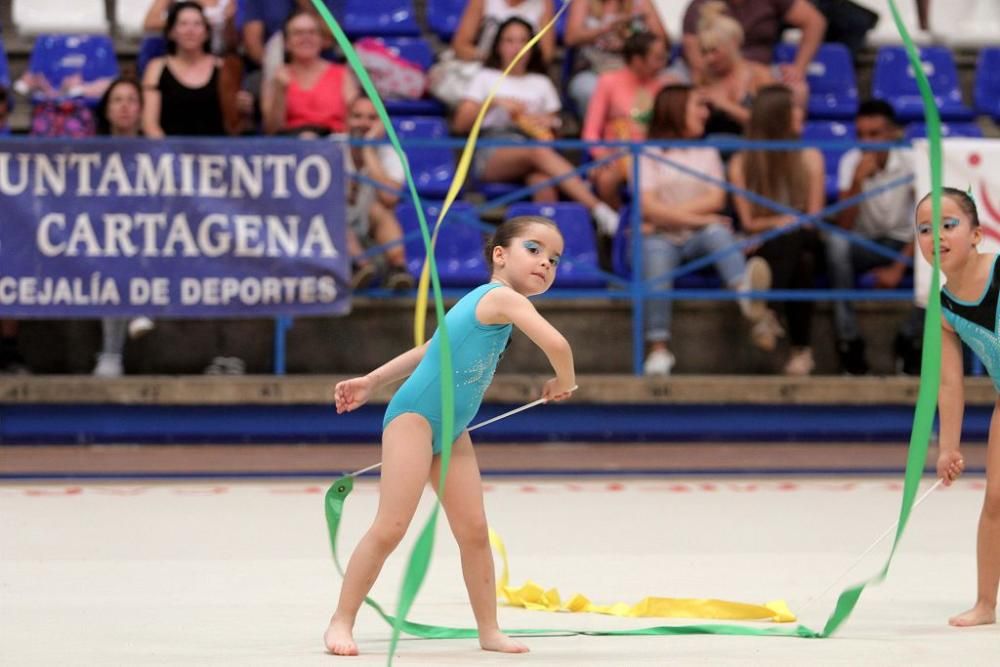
[
  {"left": 829, "top": 99, "right": 915, "bottom": 374},
  {"left": 344, "top": 95, "right": 414, "bottom": 291}
]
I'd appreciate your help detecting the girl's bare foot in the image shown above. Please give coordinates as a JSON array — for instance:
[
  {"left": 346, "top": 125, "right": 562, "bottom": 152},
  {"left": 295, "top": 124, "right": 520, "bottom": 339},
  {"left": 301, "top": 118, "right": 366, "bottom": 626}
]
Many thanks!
[
  {"left": 324, "top": 616, "right": 359, "bottom": 656},
  {"left": 948, "top": 603, "right": 996, "bottom": 627},
  {"left": 479, "top": 629, "right": 529, "bottom": 653}
]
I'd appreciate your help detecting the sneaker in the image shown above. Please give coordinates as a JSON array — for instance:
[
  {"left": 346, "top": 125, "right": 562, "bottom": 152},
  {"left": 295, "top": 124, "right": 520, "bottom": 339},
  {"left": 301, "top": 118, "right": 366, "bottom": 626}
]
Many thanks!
[
  {"left": 643, "top": 348, "right": 675, "bottom": 376},
  {"left": 128, "top": 317, "right": 155, "bottom": 339},
  {"left": 591, "top": 202, "right": 620, "bottom": 236},
  {"left": 204, "top": 356, "right": 245, "bottom": 375},
  {"left": 783, "top": 347, "right": 815, "bottom": 376},
  {"left": 351, "top": 262, "right": 377, "bottom": 290},
  {"left": 750, "top": 309, "right": 785, "bottom": 352},
  {"left": 385, "top": 266, "right": 415, "bottom": 291},
  {"left": 92, "top": 352, "right": 123, "bottom": 378},
  {"left": 836, "top": 338, "right": 869, "bottom": 375},
  {"left": 738, "top": 257, "right": 772, "bottom": 322}
]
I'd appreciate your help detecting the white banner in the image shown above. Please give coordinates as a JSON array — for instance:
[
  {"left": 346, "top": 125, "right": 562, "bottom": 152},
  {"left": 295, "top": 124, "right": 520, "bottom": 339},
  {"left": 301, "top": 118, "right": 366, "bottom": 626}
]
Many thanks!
[{"left": 913, "top": 138, "right": 1000, "bottom": 306}]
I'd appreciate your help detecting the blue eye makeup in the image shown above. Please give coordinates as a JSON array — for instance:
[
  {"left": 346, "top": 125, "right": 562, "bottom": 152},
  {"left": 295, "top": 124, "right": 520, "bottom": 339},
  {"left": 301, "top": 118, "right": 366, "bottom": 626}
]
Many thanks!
[
  {"left": 917, "top": 217, "right": 962, "bottom": 235},
  {"left": 522, "top": 239, "right": 561, "bottom": 266}
]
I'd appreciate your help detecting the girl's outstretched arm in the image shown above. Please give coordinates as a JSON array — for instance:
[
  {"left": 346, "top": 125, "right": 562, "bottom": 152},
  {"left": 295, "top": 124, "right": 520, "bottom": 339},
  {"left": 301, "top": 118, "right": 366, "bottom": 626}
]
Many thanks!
[
  {"left": 334, "top": 342, "right": 430, "bottom": 413},
  {"left": 479, "top": 288, "right": 575, "bottom": 399},
  {"left": 937, "top": 322, "right": 966, "bottom": 484}
]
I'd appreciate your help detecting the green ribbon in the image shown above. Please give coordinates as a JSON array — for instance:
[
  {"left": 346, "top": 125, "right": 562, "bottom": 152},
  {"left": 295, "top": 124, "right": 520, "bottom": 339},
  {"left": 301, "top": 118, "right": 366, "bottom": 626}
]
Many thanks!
[
  {"left": 318, "top": 0, "right": 944, "bottom": 659},
  {"left": 307, "top": 2, "right": 457, "bottom": 661}
]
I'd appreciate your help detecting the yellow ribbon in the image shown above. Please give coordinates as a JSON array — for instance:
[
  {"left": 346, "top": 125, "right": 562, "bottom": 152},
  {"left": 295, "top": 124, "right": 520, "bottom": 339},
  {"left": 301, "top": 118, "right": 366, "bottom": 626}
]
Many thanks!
[
  {"left": 412, "top": 2, "right": 573, "bottom": 345},
  {"left": 489, "top": 529, "right": 796, "bottom": 623}
]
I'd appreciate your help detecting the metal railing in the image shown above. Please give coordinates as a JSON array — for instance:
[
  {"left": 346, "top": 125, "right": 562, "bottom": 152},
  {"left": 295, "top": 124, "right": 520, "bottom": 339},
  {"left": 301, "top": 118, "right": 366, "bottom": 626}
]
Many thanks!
[{"left": 327, "top": 135, "right": 918, "bottom": 375}]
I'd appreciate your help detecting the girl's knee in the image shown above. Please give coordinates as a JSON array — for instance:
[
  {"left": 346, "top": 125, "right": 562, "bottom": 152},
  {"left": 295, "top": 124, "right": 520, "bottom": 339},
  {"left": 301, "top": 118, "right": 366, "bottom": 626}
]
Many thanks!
[
  {"left": 453, "top": 517, "right": 490, "bottom": 549},
  {"left": 368, "top": 520, "right": 409, "bottom": 551}
]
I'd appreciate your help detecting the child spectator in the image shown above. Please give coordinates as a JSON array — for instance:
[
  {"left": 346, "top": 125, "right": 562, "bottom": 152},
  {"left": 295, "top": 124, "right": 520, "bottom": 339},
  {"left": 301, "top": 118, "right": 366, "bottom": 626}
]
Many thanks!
[
  {"left": 564, "top": 0, "right": 669, "bottom": 116},
  {"left": 582, "top": 32, "right": 673, "bottom": 209},
  {"left": 92, "top": 78, "right": 155, "bottom": 378},
  {"left": 344, "top": 96, "right": 415, "bottom": 291}
]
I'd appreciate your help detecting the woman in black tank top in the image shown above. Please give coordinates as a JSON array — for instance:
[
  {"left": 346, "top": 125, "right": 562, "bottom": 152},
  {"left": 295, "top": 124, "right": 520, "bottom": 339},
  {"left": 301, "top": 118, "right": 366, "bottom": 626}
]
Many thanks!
[{"left": 142, "top": 1, "right": 225, "bottom": 137}]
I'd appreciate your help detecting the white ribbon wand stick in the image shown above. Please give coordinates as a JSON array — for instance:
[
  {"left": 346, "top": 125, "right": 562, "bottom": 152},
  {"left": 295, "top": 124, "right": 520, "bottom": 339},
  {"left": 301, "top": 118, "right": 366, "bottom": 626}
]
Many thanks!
[
  {"left": 347, "top": 385, "right": 578, "bottom": 478},
  {"left": 800, "top": 478, "right": 945, "bottom": 614}
]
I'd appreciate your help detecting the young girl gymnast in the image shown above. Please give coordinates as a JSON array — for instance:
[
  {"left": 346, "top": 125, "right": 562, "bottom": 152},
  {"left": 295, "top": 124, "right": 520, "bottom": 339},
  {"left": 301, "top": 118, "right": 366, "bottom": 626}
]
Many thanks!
[
  {"left": 324, "top": 215, "right": 577, "bottom": 655},
  {"left": 916, "top": 187, "right": 999, "bottom": 627}
]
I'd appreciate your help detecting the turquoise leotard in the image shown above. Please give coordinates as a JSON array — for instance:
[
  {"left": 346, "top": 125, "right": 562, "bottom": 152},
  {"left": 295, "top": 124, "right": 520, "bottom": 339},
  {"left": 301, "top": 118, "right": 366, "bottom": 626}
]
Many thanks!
[
  {"left": 383, "top": 283, "right": 513, "bottom": 453},
  {"left": 941, "top": 254, "right": 1000, "bottom": 392}
]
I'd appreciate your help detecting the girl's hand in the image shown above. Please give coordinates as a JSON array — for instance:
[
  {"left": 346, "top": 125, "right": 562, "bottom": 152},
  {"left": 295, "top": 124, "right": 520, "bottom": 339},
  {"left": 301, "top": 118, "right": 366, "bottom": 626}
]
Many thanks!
[
  {"left": 334, "top": 376, "right": 374, "bottom": 413},
  {"left": 542, "top": 378, "right": 575, "bottom": 403},
  {"left": 936, "top": 449, "right": 965, "bottom": 486}
]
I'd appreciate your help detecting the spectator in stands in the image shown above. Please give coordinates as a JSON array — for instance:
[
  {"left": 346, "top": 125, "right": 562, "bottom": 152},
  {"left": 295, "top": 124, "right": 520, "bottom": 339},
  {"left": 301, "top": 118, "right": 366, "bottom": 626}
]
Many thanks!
[
  {"left": 454, "top": 18, "right": 620, "bottom": 236},
  {"left": 344, "top": 95, "right": 416, "bottom": 291},
  {"left": 241, "top": 0, "right": 302, "bottom": 70},
  {"left": 564, "top": 0, "right": 669, "bottom": 116},
  {"left": 142, "top": 1, "right": 226, "bottom": 137},
  {"left": 729, "top": 84, "right": 825, "bottom": 376},
  {"left": 92, "top": 78, "right": 155, "bottom": 378},
  {"left": 144, "top": 0, "right": 237, "bottom": 55},
  {"left": 828, "top": 99, "right": 916, "bottom": 375},
  {"left": 582, "top": 32, "right": 674, "bottom": 210},
  {"left": 453, "top": 0, "right": 556, "bottom": 64},
  {"left": 691, "top": 1, "right": 799, "bottom": 137},
  {"left": 638, "top": 84, "right": 773, "bottom": 376},
  {"left": 0, "top": 87, "right": 9, "bottom": 135},
  {"left": 682, "top": 0, "right": 826, "bottom": 89},
  {"left": 262, "top": 11, "right": 358, "bottom": 136},
  {"left": 0, "top": 320, "right": 27, "bottom": 374}
]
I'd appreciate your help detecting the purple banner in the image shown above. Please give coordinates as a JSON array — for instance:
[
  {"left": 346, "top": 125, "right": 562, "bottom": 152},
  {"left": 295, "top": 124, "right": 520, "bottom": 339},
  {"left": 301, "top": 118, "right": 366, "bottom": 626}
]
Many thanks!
[{"left": 0, "top": 137, "right": 350, "bottom": 317}]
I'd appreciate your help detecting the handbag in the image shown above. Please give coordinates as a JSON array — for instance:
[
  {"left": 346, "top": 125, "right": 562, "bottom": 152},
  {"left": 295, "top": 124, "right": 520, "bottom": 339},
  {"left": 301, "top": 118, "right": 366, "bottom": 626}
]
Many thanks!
[
  {"left": 355, "top": 37, "right": 427, "bottom": 100},
  {"left": 427, "top": 49, "right": 482, "bottom": 108}
]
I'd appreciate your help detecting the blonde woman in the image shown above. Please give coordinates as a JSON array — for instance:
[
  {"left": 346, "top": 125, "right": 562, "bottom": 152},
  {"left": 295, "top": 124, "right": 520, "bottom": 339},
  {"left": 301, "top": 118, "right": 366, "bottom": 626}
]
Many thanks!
[{"left": 693, "top": 1, "right": 795, "bottom": 136}]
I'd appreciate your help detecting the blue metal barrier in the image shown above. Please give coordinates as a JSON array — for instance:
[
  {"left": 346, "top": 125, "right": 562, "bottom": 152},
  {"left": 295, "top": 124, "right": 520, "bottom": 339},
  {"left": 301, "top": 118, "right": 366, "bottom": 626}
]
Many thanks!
[{"left": 318, "top": 135, "right": 925, "bottom": 375}]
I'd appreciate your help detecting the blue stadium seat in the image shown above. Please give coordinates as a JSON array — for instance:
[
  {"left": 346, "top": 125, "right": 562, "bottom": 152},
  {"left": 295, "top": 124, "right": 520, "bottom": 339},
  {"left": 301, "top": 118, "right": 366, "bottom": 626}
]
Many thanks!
[
  {"left": 342, "top": 0, "right": 419, "bottom": 37},
  {"left": 397, "top": 201, "right": 489, "bottom": 286},
  {"left": 426, "top": 0, "right": 463, "bottom": 41},
  {"left": 505, "top": 202, "right": 606, "bottom": 287},
  {"left": 774, "top": 43, "right": 858, "bottom": 120},
  {"left": 872, "top": 46, "right": 973, "bottom": 122},
  {"left": 27, "top": 34, "right": 119, "bottom": 105},
  {"left": 974, "top": 48, "right": 1000, "bottom": 121},
  {"left": 802, "top": 120, "right": 857, "bottom": 201},
  {"left": 379, "top": 38, "right": 446, "bottom": 116},
  {"left": 392, "top": 116, "right": 456, "bottom": 198},
  {"left": 904, "top": 121, "right": 983, "bottom": 139},
  {"left": 137, "top": 36, "right": 167, "bottom": 78},
  {"left": 0, "top": 38, "right": 10, "bottom": 87}
]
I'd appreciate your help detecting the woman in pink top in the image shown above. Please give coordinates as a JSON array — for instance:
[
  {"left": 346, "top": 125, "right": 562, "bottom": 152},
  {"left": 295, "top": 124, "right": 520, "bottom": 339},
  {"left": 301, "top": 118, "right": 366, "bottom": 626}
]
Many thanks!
[
  {"left": 637, "top": 84, "right": 772, "bottom": 376},
  {"left": 582, "top": 32, "right": 672, "bottom": 209},
  {"left": 262, "top": 11, "right": 358, "bottom": 136}
]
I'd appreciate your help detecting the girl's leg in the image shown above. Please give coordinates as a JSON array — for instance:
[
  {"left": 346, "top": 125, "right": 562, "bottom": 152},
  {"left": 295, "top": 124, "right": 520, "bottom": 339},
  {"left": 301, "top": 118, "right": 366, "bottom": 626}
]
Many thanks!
[
  {"left": 526, "top": 171, "right": 558, "bottom": 202},
  {"left": 950, "top": 398, "right": 1000, "bottom": 626},
  {"left": 429, "top": 432, "right": 528, "bottom": 653},
  {"left": 324, "top": 413, "right": 435, "bottom": 655}
]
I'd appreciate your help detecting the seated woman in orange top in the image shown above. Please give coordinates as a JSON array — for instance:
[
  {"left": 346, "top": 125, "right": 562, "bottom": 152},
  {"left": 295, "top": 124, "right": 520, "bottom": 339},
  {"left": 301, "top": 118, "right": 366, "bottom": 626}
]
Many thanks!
[{"left": 262, "top": 11, "right": 358, "bottom": 136}]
